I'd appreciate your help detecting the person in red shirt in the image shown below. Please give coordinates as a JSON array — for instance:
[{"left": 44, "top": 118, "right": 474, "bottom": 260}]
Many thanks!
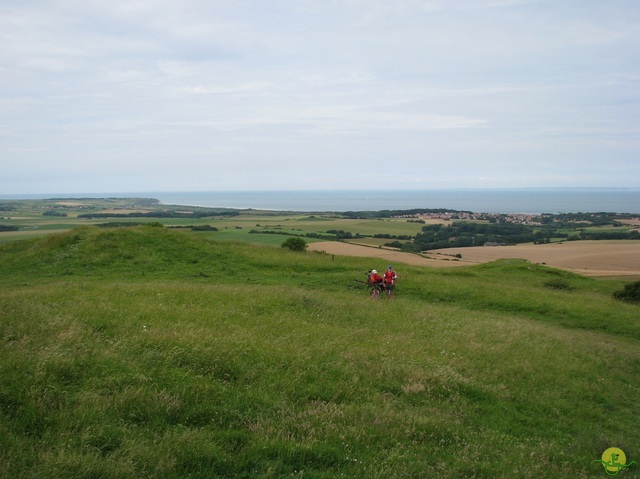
[
  {"left": 368, "top": 269, "right": 384, "bottom": 288},
  {"left": 383, "top": 265, "right": 397, "bottom": 297}
]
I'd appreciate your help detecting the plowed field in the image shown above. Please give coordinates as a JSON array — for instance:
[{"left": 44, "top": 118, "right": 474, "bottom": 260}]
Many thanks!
[{"left": 308, "top": 240, "right": 640, "bottom": 277}]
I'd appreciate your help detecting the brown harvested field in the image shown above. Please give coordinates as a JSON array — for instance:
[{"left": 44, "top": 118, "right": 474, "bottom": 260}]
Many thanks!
[
  {"left": 307, "top": 242, "right": 481, "bottom": 269},
  {"left": 308, "top": 240, "right": 640, "bottom": 278}
]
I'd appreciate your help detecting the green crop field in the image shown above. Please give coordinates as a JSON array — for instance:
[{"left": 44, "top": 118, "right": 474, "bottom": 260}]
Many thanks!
[
  {"left": 0, "top": 224, "right": 638, "bottom": 478},
  {"left": 0, "top": 199, "right": 427, "bottom": 245}
]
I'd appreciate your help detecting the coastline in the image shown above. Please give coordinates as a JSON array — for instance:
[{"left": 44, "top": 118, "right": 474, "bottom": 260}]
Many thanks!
[{"left": 1, "top": 188, "right": 639, "bottom": 214}]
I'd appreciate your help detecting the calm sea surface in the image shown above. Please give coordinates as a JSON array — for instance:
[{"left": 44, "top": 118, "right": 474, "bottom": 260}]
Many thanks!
[
  {"left": 3, "top": 189, "right": 640, "bottom": 214},
  {"left": 154, "top": 189, "right": 640, "bottom": 214}
]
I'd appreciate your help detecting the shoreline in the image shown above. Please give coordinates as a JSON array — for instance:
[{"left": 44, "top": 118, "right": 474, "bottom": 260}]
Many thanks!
[{"left": 2, "top": 188, "right": 639, "bottom": 214}]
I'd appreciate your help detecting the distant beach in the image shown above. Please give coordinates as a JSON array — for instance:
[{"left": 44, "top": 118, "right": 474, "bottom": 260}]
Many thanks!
[{"left": 2, "top": 188, "right": 639, "bottom": 214}]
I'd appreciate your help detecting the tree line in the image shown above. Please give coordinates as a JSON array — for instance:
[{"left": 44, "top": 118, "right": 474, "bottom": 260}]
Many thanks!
[
  {"left": 385, "top": 222, "right": 564, "bottom": 251},
  {"left": 78, "top": 210, "right": 239, "bottom": 219},
  {"left": 384, "top": 220, "right": 639, "bottom": 252}
]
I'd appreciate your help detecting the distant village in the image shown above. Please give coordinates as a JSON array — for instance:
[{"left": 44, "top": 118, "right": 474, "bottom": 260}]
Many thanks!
[{"left": 399, "top": 211, "right": 547, "bottom": 225}]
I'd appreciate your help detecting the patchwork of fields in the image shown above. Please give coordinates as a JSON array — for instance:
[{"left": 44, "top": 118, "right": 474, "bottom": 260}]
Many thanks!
[{"left": 2, "top": 197, "right": 639, "bottom": 278}]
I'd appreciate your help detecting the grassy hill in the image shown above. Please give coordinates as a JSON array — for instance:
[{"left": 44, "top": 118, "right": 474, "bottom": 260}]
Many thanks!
[{"left": 1, "top": 226, "right": 638, "bottom": 478}]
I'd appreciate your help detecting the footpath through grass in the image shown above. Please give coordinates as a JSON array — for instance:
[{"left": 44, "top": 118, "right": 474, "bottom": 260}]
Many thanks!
[{"left": 1, "top": 226, "right": 638, "bottom": 478}]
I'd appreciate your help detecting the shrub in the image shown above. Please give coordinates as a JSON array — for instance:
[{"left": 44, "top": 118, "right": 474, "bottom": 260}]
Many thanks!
[
  {"left": 191, "top": 225, "right": 218, "bottom": 231},
  {"left": 43, "top": 210, "right": 68, "bottom": 217},
  {"left": 281, "top": 237, "right": 307, "bottom": 252},
  {"left": 97, "top": 222, "right": 146, "bottom": 228},
  {"left": 613, "top": 281, "right": 640, "bottom": 303},
  {"left": 544, "top": 279, "right": 576, "bottom": 292}
]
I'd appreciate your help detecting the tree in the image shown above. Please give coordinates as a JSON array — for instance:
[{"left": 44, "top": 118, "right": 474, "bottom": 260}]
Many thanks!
[
  {"left": 613, "top": 281, "right": 640, "bottom": 303},
  {"left": 281, "top": 237, "right": 307, "bottom": 252},
  {"left": 43, "top": 210, "right": 68, "bottom": 217}
]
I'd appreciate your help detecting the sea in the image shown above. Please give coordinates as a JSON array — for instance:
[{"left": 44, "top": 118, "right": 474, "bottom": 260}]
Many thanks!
[{"left": 2, "top": 188, "right": 640, "bottom": 214}]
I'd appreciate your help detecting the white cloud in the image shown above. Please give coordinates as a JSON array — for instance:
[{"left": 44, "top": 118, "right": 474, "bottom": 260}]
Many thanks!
[{"left": 0, "top": 0, "right": 639, "bottom": 193}]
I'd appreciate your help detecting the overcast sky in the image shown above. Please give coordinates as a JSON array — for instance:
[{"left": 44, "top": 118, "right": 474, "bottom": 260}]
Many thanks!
[{"left": 1, "top": 0, "right": 639, "bottom": 194}]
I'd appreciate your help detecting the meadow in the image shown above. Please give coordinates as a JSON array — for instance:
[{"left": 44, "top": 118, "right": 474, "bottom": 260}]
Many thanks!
[{"left": 1, "top": 224, "right": 639, "bottom": 478}]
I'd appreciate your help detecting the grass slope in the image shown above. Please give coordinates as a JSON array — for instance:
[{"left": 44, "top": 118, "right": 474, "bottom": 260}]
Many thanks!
[{"left": 1, "top": 226, "right": 638, "bottom": 478}]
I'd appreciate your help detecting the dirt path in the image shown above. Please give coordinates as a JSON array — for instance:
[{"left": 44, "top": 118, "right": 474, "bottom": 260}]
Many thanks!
[{"left": 308, "top": 240, "right": 640, "bottom": 277}]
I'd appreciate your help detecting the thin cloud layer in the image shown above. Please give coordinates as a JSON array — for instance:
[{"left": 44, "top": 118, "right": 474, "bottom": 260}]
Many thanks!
[{"left": 1, "top": 0, "right": 638, "bottom": 193}]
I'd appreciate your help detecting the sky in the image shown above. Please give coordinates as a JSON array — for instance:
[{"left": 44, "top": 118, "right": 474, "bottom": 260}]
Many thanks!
[{"left": 1, "top": 0, "right": 639, "bottom": 194}]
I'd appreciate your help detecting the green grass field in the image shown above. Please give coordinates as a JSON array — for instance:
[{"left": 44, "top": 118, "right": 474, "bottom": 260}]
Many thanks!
[
  {"left": 1, "top": 225, "right": 638, "bottom": 478},
  {"left": 0, "top": 198, "right": 426, "bottom": 246}
]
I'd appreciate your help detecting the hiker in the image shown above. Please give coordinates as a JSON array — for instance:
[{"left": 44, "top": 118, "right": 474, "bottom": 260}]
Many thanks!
[
  {"left": 383, "top": 264, "right": 397, "bottom": 297},
  {"left": 368, "top": 269, "right": 384, "bottom": 289}
]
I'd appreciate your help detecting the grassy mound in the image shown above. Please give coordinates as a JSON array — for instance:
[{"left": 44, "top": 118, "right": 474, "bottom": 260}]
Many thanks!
[{"left": 1, "top": 227, "right": 638, "bottom": 478}]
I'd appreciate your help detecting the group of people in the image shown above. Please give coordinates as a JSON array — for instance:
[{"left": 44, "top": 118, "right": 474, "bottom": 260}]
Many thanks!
[{"left": 368, "top": 265, "right": 398, "bottom": 297}]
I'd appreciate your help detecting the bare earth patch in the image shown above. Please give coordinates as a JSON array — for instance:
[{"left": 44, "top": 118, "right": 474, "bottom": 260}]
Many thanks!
[{"left": 308, "top": 240, "right": 640, "bottom": 278}]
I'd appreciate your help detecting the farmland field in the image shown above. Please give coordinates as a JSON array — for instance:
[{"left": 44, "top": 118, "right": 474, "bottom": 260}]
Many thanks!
[{"left": 308, "top": 240, "right": 640, "bottom": 278}]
